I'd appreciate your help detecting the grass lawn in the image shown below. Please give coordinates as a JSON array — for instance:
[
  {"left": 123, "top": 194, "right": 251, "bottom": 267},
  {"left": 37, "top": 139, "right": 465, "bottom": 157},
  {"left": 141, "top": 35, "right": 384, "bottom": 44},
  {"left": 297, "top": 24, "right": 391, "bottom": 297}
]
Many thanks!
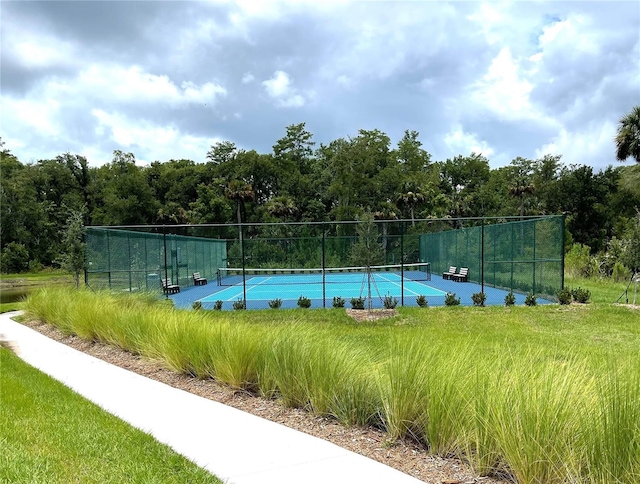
[
  {"left": 19, "top": 277, "right": 640, "bottom": 483},
  {"left": 0, "top": 269, "right": 74, "bottom": 286},
  {"left": 0, "top": 347, "right": 223, "bottom": 484}
]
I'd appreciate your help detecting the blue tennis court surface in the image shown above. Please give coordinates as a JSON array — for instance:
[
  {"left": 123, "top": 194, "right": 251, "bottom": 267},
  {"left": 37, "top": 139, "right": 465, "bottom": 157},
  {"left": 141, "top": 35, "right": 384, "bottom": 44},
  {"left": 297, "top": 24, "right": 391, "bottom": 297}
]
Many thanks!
[
  {"left": 168, "top": 268, "right": 552, "bottom": 310},
  {"left": 200, "top": 271, "right": 446, "bottom": 305}
]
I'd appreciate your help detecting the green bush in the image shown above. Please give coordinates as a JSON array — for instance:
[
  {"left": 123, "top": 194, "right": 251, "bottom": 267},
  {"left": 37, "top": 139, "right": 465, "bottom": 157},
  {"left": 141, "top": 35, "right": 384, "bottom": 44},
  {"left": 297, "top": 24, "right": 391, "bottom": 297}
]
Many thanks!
[
  {"left": 232, "top": 299, "right": 246, "bottom": 310},
  {"left": 383, "top": 294, "right": 398, "bottom": 309},
  {"left": 297, "top": 296, "right": 311, "bottom": 308},
  {"left": 565, "top": 243, "right": 597, "bottom": 278},
  {"left": 416, "top": 295, "right": 428, "bottom": 307},
  {"left": 332, "top": 296, "right": 345, "bottom": 308},
  {"left": 350, "top": 297, "right": 365, "bottom": 310},
  {"left": 525, "top": 293, "right": 537, "bottom": 306},
  {"left": 471, "top": 292, "right": 486, "bottom": 307},
  {"left": 504, "top": 292, "right": 516, "bottom": 306},
  {"left": 612, "top": 261, "right": 630, "bottom": 283},
  {"left": 557, "top": 288, "right": 573, "bottom": 305},
  {"left": 444, "top": 293, "right": 460, "bottom": 306},
  {"left": 192, "top": 301, "right": 203, "bottom": 311},
  {"left": 0, "top": 242, "right": 30, "bottom": 273},
  {"left": 268, "top": 298, "right": 282, "bottom": 309},
  {"left": 213, "top": 300, "right": 223, "bottom": 311},
  {"left": 571, "top": 287, "right": 591, "bottom": 304}
]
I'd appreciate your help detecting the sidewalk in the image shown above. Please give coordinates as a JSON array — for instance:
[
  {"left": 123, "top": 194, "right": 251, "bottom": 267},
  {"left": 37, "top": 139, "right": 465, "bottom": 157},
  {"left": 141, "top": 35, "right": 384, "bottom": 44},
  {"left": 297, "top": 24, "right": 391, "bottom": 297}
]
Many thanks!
[{"left": 0, "top": 312, "right": 423, "bottom": 484}]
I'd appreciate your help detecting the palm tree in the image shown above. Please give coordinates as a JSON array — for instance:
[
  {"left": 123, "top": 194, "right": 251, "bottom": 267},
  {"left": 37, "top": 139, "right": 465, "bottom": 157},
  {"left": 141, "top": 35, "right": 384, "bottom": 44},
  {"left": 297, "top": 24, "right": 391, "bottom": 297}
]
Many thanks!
[
  {"left": 225, "top": 180, "right": 255, "bottom": 240},
  {"left": 396, "top": 191, "right": 425, "bottom": 226},
  {"left": 616, "top": 105, "right": 640, "bottom": 163},
  {"left": 266, "top": 196, "right": 298, "bottom": 221}
]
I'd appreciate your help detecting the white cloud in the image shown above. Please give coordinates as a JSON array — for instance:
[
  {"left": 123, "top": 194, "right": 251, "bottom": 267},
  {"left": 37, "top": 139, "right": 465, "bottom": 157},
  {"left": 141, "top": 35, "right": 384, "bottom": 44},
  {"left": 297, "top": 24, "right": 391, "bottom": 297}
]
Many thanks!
[
  {"left": 91, "top": 109, "right": 217, "bottom": 164},
  {"left": 78, "top": 65, "right": 226, "bottom": 106},
  {"left": 535, "top": 121, "right": 617, "bottom": 167},
  {"left": 538, "top": 15, "right": 598, "bottom": 55},
  {"left": 1, "top": 96, "right": 61, "bottom": 138},
  {"left": 262, "top": 70, "right": 306, "bottom": 108},
  {"left": 3, "top": 23, "right": 78, "bottom": 69},
  {"left": 471, "top": 47, "right": 535, "bottom": 121},
  {"left": 444, "top": 124, "right": 495, "bottom": 158},
  {"left": 241, "top": 72, "right": 255, "bottom": 84}
]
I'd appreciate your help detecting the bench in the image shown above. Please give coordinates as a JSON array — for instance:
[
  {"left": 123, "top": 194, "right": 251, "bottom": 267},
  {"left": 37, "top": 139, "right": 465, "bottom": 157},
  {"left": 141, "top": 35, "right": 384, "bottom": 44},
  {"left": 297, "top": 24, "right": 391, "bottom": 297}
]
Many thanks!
[
  {"left": 442, "top": 266, "right": 456, "bottom": 280},
  {"left": 193, "top": 272, "right": 207, "bottom": 286},
  {"left": 451, "top": 267, "right": 469, "bottom": 283},
  {"left": 161, "top": 278, "right": 180, "bottom": 294}
]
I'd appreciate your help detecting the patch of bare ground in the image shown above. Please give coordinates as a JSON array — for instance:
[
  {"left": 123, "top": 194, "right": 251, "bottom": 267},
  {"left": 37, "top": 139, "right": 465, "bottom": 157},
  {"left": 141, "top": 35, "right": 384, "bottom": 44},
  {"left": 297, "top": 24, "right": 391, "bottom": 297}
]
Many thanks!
[
  {"left": 18, "top": 317, "right": 507, "bottom": 484},
  {"left": 345, "top": 308, "right": 399, "bottom": 322},
  {"left": 614, "top": 303, "right": 640, "bottom": 310}
]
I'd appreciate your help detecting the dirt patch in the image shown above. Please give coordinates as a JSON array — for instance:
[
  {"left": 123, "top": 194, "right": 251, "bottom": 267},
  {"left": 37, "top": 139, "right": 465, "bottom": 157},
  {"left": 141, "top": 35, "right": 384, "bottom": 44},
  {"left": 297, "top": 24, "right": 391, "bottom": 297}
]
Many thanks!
[{"left": 346, "top": 308, "right": 399, "bottom": 322}]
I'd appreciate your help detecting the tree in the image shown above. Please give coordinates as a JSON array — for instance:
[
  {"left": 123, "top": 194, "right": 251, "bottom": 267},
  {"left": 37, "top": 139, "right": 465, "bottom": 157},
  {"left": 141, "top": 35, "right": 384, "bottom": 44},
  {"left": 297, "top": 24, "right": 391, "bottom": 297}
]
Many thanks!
[
  {"left": 266, "top": 196, "right": 298, "bottom": 222},
  {"left": 349, "top": 212, "right": 384, "bottom": 267},
  {"left": 618, "top": 210, "right": 640, "bottom": 304},
  {"left": 90, "top": 151, "right": 158, "bottom": 225},
  {"left": 508, "top": 157, "right": 536, "bottom": 217},
  {"left": 272, "top": 123, "right": 315, "bottom": 219},
  {"left": 58, "top": 210, "right": 86, "bottom": 288},
  {"left": 622, "top": 210, "right": 640, "bottom": 275},
  {"left": 225, "top": 180, "right": 255, "bottom": 239},
  {"left": 616, "top": 105, "right": 640, "bottom": 163},
  {"left": 439, "top": 153, "right": 491, "bottom": 222},
  {"left": 396, "top": 189, "right": 425, "bottom": 226}
]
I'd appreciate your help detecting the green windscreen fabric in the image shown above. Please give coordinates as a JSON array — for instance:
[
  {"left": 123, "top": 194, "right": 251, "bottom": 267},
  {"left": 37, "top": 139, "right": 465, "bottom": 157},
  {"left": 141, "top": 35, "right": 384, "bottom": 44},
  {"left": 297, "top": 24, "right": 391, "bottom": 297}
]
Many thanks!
[
  {"left": 419, "top": 216, "right": 563, "bottom": 300},
  {"left": 86, "top": 216, "right": 563, "bottom": 301},
  {"left": 85, "top": 228, "right": 226, "bottom": 292}
]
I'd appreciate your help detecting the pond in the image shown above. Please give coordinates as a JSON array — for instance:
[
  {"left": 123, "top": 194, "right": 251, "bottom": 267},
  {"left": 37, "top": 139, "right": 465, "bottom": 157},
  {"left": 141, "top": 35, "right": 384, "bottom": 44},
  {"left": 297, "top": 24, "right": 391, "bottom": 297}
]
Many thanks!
[{"left": 1, "top": 286, "right": 32, "bottom": 304}]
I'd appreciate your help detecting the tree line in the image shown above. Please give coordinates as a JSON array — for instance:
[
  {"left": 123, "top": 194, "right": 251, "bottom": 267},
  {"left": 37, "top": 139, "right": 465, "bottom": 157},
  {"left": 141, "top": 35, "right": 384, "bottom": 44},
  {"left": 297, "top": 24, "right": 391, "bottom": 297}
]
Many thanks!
[{"left": 1, "top": 114, "right": 639, "bottom": 275}]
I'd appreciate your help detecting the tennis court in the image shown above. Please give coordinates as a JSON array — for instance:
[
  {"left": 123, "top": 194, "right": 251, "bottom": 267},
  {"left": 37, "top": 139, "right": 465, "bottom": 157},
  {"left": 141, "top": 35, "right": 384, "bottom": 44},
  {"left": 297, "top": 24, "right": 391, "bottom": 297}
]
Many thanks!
[{"left": 198, "top": 263, "right": 446, "bottom": 309}]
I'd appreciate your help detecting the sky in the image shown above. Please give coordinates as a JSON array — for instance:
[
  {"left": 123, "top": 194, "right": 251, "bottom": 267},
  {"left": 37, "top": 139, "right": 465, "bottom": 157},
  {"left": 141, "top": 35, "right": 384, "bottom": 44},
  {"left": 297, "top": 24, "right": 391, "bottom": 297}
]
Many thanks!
[{"left": 1, "top": 0, "right": 639, "bottom": 170}]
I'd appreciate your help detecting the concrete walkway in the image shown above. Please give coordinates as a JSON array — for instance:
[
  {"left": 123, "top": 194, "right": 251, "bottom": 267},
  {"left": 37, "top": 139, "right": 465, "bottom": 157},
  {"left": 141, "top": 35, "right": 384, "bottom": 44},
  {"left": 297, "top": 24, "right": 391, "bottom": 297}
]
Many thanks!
[{"left": 0, "top": 312, "right": 423, "bottom": 484}]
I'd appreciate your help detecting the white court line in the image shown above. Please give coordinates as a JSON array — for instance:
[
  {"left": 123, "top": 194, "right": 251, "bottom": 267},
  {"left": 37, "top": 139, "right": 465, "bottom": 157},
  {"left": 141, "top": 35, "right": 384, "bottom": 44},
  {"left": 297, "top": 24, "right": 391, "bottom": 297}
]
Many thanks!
[{"left": 373, "top": 273, "right": 447, "bottom": 297}]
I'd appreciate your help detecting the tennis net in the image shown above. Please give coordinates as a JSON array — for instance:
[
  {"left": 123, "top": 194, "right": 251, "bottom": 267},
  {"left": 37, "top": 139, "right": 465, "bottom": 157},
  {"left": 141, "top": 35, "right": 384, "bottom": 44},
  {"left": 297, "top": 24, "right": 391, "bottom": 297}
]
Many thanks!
[{"left": 216, "top": 262, "right": 431, "bottom": 286}]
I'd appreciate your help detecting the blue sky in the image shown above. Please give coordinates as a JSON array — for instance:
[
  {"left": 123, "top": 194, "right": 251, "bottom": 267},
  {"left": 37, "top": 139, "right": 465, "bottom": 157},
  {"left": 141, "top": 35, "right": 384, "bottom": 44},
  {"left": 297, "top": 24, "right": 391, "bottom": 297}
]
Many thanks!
[{"left": 2, "top": 0, "right": 639, "bottom": 169}]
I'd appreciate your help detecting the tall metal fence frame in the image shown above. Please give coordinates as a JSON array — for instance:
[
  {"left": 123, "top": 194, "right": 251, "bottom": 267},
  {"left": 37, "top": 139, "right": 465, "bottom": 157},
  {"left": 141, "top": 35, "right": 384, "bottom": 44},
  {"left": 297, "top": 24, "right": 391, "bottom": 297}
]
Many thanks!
[{"left": 85, "top": 215, "right": 565, "bottom": 305}]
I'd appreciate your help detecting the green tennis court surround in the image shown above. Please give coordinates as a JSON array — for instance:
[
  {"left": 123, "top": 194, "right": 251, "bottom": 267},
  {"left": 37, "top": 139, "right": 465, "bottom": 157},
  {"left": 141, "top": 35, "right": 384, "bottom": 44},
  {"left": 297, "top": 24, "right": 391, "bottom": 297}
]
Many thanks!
[{"left": 85, "top": 215, "right": 564, "bottom": 305}]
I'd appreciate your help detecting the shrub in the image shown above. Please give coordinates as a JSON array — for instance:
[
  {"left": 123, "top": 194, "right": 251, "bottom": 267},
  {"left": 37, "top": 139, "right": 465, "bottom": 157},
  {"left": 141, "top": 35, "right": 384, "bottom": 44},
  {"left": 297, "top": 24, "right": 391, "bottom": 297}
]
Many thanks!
[
  {"left": 557, "top": 288, "right": 573, "bottom": 305},
  {"left": 383, "top": 293, "right": 398, "bottom": 309},
  {"left": 524, "top": 293, "right": 537, "bottom": 306},
  {"left": 0, "top": 242, "right": 30, "bottom": 273},
  {"left": 332, "top": 296, "right": 345, "bottom": 308},
  {"left": 213, "top": 300, "right": 223, "bottom": 311},
  {"left": 565, "top": 243, "right": 597, "bottom": 278},
  {"left": 297, "top": 296, "right": 311, "bottom": 308},
  {"left": 192, "top": 301, "right": 203, "bottom": 311},
  {"left": 571, "top": 287, "right": 591, "bottom": 304},
  {"left": 444, "top": 293, "right": 460, "bottom": 306},
  {"left": 269, "top": 298, "right": 282, "bottom": 309},
  {"left": 232, "top": 299, "right": 246, "bottom": 310},
  {"left": 612, "top": 261, "right": 630, "bottom": 283},
  {"left": 471, "top": 291, "right": 486, "bottom": 307},
  {"left": 504, "top": 292, "right": 516, "bottom": 306},
  {"left": 416, "top": 295, "right": 428, "bottom": 307},
  {"left": 350, "top": 297, "right": 365, "bottom": 310}
]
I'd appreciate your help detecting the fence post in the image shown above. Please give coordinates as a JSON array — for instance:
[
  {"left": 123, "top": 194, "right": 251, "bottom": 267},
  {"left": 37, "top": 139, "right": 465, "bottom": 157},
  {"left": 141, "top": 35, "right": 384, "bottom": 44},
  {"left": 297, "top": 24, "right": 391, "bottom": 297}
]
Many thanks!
[
  {"left": 561, "top": 214, "right": 566, "bottom": 290},
  {"left": 481, "top": 219, "right": 485, "bottom": 293},
  {"left": 163, "top": 226, "right": 168, "bottom": 299},
  {"left": 106, "top": 230, "right": 112, "bottom": 288},
  {"left": 322, "top": 227, "right": 326, "bottom": 308},
  {"left": 532, "top": 220, "right": 537, "bottom": 295},
  {"left": 241, "top": 224, "right": 247, "bottom": 306},
  {"left": 400, "top": 221, "right": 405, "bottom": 307}
]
